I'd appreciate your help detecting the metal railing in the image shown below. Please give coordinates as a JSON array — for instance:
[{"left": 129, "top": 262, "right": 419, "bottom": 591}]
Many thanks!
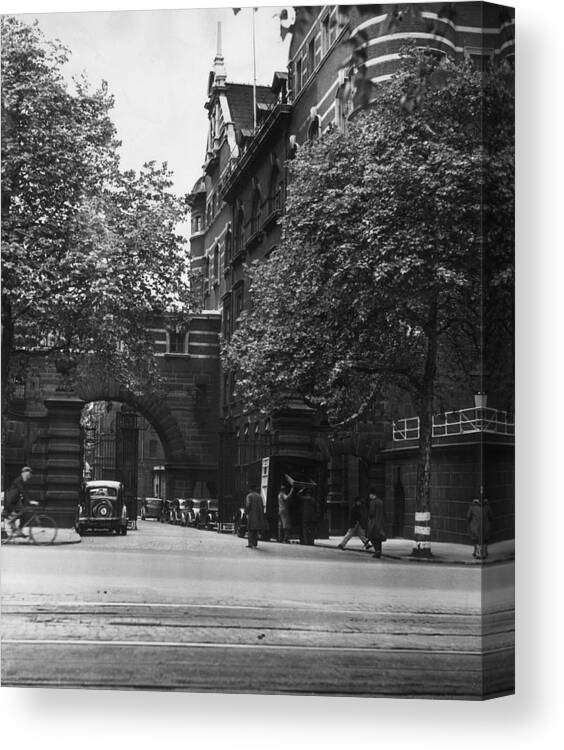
[{"left": 392, "top": 407, "right": 515, "bottom": 442}]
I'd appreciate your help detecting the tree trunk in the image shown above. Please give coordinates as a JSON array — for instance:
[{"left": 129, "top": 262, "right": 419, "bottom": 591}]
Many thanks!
[
  {"left": 1, "top": 298, "right": 14, "bottom": 412},
  {"left": 412, "top": 302, "right": 438, "bottom": 558}
]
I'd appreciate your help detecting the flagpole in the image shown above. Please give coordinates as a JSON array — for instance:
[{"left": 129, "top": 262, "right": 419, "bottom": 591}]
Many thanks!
[{"left": 252, "top": 7, "right": 257, "bottom": 131}]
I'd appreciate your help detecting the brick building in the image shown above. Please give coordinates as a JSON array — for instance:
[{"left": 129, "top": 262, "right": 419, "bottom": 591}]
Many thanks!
[{"left": 189, "top": 4, "right": 515, "bottom": 543}]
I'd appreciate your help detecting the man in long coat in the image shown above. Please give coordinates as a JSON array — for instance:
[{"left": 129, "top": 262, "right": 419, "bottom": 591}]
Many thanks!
[
  {"left": 245, "top": 486, "right": 266, "bottom": 548},
  {"left": 300, "top": 489, "right": 318, "bottom": 546},
  {"left": 466, "top": 497, "right": 493, "bottom": 560},
  {"left": 367, "top": 491, "right": 387, "bottom": 558}
]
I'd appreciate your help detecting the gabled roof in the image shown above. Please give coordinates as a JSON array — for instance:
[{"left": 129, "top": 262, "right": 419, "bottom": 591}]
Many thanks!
[{"left": 225, "top": 83, "right": 277, "bottom": 132}]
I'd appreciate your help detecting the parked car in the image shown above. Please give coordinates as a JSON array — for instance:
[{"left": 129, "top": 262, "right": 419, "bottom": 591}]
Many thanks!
[
  {"left": 140, "top": 497, "right": 163, "bottom": 520},
  {"left": 176, "top": 498, "right": 195, "bottom": 527},
  {"left": 160, "top": 498, "right": 176, "bottom": 523},
  {"left": 189, "top": 498, "right": 219, "bottom": 530},
  {"left": 77, "top": 480, "right": 128, "bottom": 536},
  {"left": 233, "top": 506, "right": 247, "bottom": 538}
]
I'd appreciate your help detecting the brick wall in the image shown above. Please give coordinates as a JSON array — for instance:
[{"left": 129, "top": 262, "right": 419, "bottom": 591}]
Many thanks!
[{"left": 384, "top": 439, "right": 514, "bottom": 544}]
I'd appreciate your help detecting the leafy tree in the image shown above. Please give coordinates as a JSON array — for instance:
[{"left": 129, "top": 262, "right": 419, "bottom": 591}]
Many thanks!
[
  {"left": 1, "top": 16, "right": 195, "bottom": 401},
  {"left": 223, "top": 50, "right": 514, "bottom": 550}
]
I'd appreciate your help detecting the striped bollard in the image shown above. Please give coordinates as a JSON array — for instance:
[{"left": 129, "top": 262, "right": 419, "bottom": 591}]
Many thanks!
[{"left": 412, "top": 510, "right": 433, "bottom": 558}]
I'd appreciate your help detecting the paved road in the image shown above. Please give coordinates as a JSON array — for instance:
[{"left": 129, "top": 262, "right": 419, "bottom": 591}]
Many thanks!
[{"left": 1, "top": 520, "right": 514, "bottom": 698}]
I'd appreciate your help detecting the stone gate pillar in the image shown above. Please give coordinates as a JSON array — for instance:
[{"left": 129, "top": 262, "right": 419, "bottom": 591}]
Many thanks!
[{"left": 44, "top": 394, "right": 84, "bottom": 530}]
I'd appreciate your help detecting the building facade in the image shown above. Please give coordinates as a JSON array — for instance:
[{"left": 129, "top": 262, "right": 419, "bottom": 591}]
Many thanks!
[{"left": 188, "top": 3, "right": 515, "bottom": 542}]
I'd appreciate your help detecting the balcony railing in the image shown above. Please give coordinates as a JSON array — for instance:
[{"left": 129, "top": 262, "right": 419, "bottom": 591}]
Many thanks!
[{"left": 392, "top": 407, "right": 515, "bottom": 442}]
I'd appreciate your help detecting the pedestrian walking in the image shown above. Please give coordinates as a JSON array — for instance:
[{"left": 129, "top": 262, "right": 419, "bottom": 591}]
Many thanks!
[
  {"left": 337, "top": 496, "right": 370, "bottom": 550},
  {"left": 366, "top": 491, "right": 387, "bottom": 558},
  {"left": 277, "top": 481, "right": 294, "bottom": 543},
  {"left": 4, "top": 465, "right": 33, "bottom": 535},
  {"left": 245, "top": 486, "right": 266, "bottom": 548},
  {"left": 466, "top": 497, "right": 494, "bottom": 560},
  {"left": 300, "top": 489, "right": 318, "bottom": 546}
]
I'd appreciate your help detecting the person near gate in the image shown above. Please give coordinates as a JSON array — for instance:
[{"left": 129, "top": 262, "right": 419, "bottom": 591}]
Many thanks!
[
  {"left": 277, "top": 481, "right": 294, "bottom": 543},
  {"left": 300, "top": 488, "right": 318, "bottom": 546},
  {"left": 366, "top": 491, "right": 387, "bottom": 559},
  {"left": 4, "top": 465, "right": 33, "bottom": 535},
  {"left": 337, "top": 496, "right": 370, "bottom": 550},
  {"left": 245, "top": 486, "right": 266, "bottom": 549},
  {"left": 467, "top": 497, "right": 494, "bottom": 560}
]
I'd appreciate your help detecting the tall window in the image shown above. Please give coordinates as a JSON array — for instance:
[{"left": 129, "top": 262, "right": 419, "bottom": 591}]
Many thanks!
[
  {"left": 225, "top": 228, "right": 232, "bottom": 263},
  {"left": 268, "top": 164, "right": 281, "bottom": 214},
  {"left": 296, "top": 59, "right": 302, "bottom": 93},
  {"left": 234, "top": 283, "right": 244, "bottom": 327},
  {"left": 213, "top": 245, "right": 219, "bottom": 283},
  {"left": 168, "top": 330, "right": 185, "bottom": 354},
  {"left": 235, "top": 207, "right": 244, "bottom": 254},
  {"left": 251, "top": 187, "right": 262, "bottom": 235},
  {"left": 223, "top": 298, "right": 232, "bottom": 340},
  {"left": 307, "top": 38, "right": 315, "bottom": 78}
]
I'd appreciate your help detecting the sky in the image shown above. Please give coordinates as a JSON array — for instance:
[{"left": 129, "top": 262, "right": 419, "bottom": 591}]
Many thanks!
[{"left": 5, "top": 2, "right": 291, "bottom": 201}]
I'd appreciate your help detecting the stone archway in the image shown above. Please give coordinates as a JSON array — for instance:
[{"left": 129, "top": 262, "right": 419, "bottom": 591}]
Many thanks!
[
  {"left": 77, "top": 378, "right": 189, "bottom": 467},
  {"left": 38, "top": 375, "right": 193, "bottom": 534}
]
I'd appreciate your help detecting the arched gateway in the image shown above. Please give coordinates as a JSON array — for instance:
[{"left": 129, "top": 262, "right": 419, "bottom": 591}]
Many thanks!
[{"left": 3, "top": 314, "right": 221, "bottom": 531}]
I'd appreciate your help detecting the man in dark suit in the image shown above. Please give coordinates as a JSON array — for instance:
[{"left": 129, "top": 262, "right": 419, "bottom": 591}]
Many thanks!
[{"left": 245, "top": 486, "right": 266, "bottom": 548}]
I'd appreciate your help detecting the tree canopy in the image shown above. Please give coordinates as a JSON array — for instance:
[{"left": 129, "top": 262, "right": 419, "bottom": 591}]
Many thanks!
[
  {"left": 223, "top": 49, "right": 514, "bottom": 516},
  {"left": 1, "top": 16, "right": 196, "bottom": 396}
]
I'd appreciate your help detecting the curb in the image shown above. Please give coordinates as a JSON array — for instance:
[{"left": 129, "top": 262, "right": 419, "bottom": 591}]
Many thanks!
[{"left": 315, "top": 542, "right": 514, "bottom": 566}]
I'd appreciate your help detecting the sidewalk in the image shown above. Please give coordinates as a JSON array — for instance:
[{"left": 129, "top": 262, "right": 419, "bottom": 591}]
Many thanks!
[
  {"left": 316, "top": 535, "right": 515, "bottom": 565},
  {"left": 1, "top": 522, "right": 515, "bottom": 562}
]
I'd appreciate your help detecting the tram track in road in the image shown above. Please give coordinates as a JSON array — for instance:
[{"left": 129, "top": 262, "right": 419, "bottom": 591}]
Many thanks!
[{"left": 1, "top": 599, "right": 514, "bottom": 697}]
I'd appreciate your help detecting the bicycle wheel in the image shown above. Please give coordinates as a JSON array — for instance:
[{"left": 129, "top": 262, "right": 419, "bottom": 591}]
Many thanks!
[{"left": 29, "top": 514, "right": 58, "bottom": 544}]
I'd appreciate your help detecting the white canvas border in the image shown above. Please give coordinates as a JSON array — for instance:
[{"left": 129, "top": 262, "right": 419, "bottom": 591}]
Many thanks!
[{"left": 0, "top": 0, "right": 562, "bottom": 748}]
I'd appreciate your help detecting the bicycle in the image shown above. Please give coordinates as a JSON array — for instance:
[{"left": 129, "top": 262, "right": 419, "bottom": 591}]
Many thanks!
[{"left": 1, "top": 500, "right": 58, "bottom": 545}]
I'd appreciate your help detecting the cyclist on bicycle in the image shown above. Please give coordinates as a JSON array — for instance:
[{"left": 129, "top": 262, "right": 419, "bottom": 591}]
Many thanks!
[{"left": 4, "top": 465, "right": 33, "bottom": 535}]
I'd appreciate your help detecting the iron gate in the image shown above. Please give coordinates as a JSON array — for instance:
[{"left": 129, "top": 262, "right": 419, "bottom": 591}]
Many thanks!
[
  {"left": 83, "top": 408, "right": 140, "bottom": 526},
  {"left": 218, "top": 429, "right": 272, "bottom": 527}
]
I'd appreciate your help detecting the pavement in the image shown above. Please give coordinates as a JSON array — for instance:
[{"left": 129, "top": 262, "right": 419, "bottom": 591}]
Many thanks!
[
  {"left": 1, "top": 521, "right": 514, "bottom": 564},
  {"left": 316, "top": 535, "right": 515, "bottom": 565}
]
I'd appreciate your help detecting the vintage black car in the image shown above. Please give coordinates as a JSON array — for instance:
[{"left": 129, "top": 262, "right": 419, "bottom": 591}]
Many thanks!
[
  {"left": 176, "top": 498, "right": 195, "bottom": 527},
  {"left": 190, "top": 498, "right": 219, "bottom": 530},
  {"left": 77, "top": 480, "right": 128, "bottom": 536},
  {"left": 140, "top": 497, "right": 163, "bottom": 520}
]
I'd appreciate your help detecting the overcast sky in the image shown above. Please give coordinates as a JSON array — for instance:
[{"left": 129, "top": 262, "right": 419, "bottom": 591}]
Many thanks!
[{"left": 6, "top": 2, "right": 291, "bottom": 200}]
